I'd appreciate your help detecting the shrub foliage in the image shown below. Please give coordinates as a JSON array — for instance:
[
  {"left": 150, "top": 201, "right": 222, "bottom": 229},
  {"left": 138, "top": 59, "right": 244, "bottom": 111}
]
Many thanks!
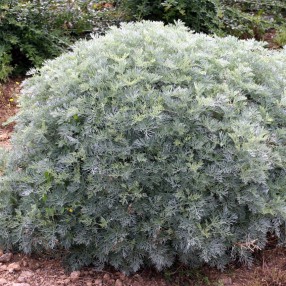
[
  {"left": 0, "top": 0, "right": 119, "bottom": 81},
  {"left": 119, "top": 0, "right": 220, "bottom": 33},
  {"left": 0, "top": 0, "right": 69, "bottom": 80},
  {"left": 118, "top": 0, "right": 286, "bottom": 39},
  {"left": 220, "top": 0, "right": 286, "bottom": 40},
  {"left": 1, "top": 21, "right": 286, "bottom": 273}
]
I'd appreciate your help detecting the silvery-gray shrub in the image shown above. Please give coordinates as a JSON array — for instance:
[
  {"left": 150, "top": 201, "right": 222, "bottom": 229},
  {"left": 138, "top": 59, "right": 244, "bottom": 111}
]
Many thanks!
[{"left": 0, "top": 21, "right": 286, "bottom": 273}]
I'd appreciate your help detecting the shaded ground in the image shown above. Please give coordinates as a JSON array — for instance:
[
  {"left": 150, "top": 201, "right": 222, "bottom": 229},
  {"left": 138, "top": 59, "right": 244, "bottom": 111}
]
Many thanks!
[
  {"left": 0, "top": 246, "right": 286, "bottom": 286},
  {"left": 0, "top": 79, "right": 20, "bottom": 148}
]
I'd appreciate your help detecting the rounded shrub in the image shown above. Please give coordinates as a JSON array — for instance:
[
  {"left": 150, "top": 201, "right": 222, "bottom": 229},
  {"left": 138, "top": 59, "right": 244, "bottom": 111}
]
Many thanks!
[{"left": 0, "top": 21, "right": 286, "bottom": 273}]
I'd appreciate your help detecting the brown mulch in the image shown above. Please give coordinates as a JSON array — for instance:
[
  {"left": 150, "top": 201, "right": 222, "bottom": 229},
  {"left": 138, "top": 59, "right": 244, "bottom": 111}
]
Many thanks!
[
  {"left": 0, "top": 79, "right": 20, "bottom": 148},
  {"left": 263, "top": 28, "right": 281, "bottom": 50},
  {"left": 0, "top": 246, "right": 286, "bottom": 286},
  {"left": 0, "top": 251, "right": 170, "bottom": 286}
]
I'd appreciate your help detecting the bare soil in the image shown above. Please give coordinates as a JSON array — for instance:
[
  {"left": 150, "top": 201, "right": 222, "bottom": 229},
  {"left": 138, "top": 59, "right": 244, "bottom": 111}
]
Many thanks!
[
  {"left": 0, "top": 246, "right": 286, "bottom": 286},
  {"left": 1, "top": 77, "right": 286, "bottom": 286},
  {"left": 0, "top": 79, "right": 20, "bottom": 148}
]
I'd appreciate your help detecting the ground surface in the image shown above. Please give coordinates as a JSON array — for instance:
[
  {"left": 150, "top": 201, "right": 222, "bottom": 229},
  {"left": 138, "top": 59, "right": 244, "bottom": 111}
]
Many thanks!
[
  {"left": 0, "top": 244, "right": 286, "bottom": 286},
  {"left": 0, "top": 79, "right": 19, "bottom": 148},
  {"left": 1, "top": 80, "right": 286, "bottom": 286}
]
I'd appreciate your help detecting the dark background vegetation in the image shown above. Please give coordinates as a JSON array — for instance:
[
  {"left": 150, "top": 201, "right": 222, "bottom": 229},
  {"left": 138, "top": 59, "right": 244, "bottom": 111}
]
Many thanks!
[{"left": 1, "top": 0, "right": 286, "bottom": 81}]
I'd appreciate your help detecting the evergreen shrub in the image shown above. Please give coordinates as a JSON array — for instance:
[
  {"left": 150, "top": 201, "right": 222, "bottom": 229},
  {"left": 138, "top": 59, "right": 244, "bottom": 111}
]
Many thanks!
[
  {"left": 0, "top": 0, "right": 113, "bottom": 81},
  {"left": 1, "top": 21, "right": 286, "bottom": 273},
  {"left": 118, "top": 0, "right": 286, "bottom": 40},
  {"left": 118, "top": 0, "right": 220, "bottom": 33},
  {"left": 220, "top": 0, "right": 286, "bottom": 40}
]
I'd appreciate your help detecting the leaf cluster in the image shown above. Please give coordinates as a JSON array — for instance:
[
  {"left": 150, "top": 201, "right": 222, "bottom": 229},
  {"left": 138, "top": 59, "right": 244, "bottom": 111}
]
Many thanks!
[
  {"left": 117, "top": 0, "right": 286, "bottom": 40},
  {"left": 0, "top": 0, "right": 112, "bottom": 81},
  {"left": 220, "top": 0, "right": 286, "bottom": 40},
  {"left": 118, "top": 0, "right": 220, "bottom": 33}
]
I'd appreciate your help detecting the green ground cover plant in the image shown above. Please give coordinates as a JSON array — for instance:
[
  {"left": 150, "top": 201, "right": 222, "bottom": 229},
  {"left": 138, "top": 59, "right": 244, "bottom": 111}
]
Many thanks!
[
  {"left": 118, "top": 0, "right": 220, "bottom": 33},
  {"left": 274, "top": 27, "right": 286, "bottom": 47},
  {"left": 221, "top": 0, "right": 286, "bottom": 40},
  {"left": 118, "top": 0, "right": 286, "bottom": 39},
  {"left": 0, "top": 0, "right": 119, "bottom": 81},
  {"left": 2, "top": 0, "right": 285, "bottom": 81},
  {"left": 0, "top": 21, "right": 286, "bottom": 273}
]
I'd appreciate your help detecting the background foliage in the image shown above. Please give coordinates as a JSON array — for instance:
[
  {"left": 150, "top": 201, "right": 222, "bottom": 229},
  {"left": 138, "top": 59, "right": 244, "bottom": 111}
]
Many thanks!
[
  {"left": 1, "top": 0, "right": 286, "bottom": 81},
  {"left": 220, "top": 0, "right": 286, "bottom": 39},
  {"left": 0, "top": 0, "right": 119, "bottom": 81},
  {"left": 0, "top": 21, "right": 286, "bottom": 273},
  {"left": 118, "top": 0, "right": 220, "bottom": 33},
  {"left": 118, "top": 0, "right": 286, "bottom": 39}
]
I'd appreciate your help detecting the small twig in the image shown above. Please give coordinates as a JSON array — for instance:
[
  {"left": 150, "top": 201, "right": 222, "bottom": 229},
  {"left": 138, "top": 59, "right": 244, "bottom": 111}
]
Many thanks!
[{"left": 235, "top": 239, "right": 261, "bottom": 252}]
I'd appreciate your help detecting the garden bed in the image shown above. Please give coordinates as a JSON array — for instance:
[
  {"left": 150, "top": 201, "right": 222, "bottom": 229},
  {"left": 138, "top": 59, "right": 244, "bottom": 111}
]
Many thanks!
[
  {"left": 0, "top": 79, "right": 20, "bottom": 148},
  {"left": 0, "top": 243, "right": 285, "bottom": 285}
]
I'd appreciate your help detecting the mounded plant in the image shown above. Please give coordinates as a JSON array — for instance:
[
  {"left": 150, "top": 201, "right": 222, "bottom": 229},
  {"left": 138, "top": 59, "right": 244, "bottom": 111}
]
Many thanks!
[{"left": 0, "top": 21, "right": 286, "bottom": 273}]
